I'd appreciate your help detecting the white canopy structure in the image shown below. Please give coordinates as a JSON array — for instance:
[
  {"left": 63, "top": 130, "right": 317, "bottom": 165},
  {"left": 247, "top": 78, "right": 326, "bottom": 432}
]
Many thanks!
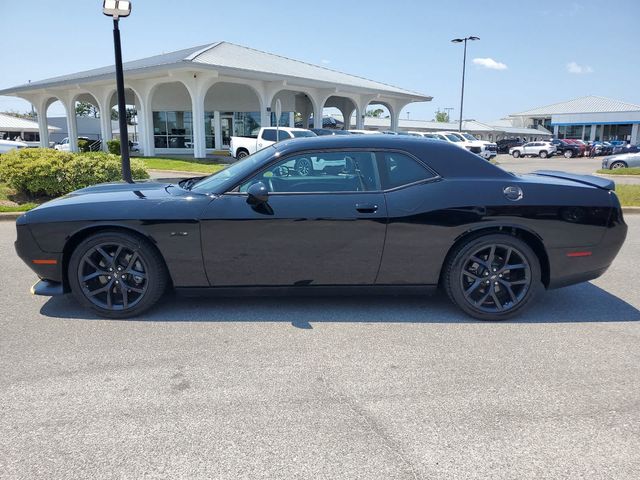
[{"left": 0, "top": 42, "right": 431, "bottom": 158}]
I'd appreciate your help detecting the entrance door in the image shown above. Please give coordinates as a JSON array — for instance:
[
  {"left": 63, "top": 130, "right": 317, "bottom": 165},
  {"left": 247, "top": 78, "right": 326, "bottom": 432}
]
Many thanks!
[
  {"left": 200, "top": 149, "right": 387, "bottom": 286},
  {"left": 221, "top": 115, "right": 233, "bottom": 147}
]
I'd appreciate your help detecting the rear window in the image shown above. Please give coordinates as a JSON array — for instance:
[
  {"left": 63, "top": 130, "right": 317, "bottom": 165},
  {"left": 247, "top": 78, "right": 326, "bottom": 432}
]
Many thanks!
[{"left": 382, "top": 152, "right": 436, "bottom": 189}]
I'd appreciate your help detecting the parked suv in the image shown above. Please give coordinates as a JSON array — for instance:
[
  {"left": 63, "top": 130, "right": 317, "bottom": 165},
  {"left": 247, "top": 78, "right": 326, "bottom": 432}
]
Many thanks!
[
  {"left": 550, "top": 139, "right": 582, "bottom": 158},
  {"left": 509, "top": 141, "right": 556, "bottom": 158}
]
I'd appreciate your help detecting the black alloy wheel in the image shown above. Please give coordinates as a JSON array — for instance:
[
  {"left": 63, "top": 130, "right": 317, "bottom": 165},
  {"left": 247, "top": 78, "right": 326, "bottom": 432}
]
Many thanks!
[
  {"left": 295, "top": 157, "right": 314, "bottom": 176},
  {"left": 68, "top": 232, "right": 169, "bottom": 318},
  {"left": 444, "top": 234, "right": 542, "bottom": 320}
]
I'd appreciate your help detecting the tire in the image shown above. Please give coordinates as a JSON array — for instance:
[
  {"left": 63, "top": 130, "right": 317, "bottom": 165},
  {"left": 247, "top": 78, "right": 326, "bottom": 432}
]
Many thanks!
[
  {"left": 236, "top": 149, "right": 249, "bottom": 159},
  {"left": 68, "top": 231, "right": 169, "bottom": 319},
  {"left": 443, "top": 234, "right": 542, "bottom": 321},
  {"left": 610, "top": 161, "right": 627, "bottom": 170},
  {"left": 512, "top": 150, "right": 521, "bottom": 158},
  {"left": 563, "top": 150, "right": 574, "bottom": 158},
  {"left": 295, "top": 157, "right": 314, "bottom": 176},
  {"left": 539, "top": 150, "right": 548, "bottom": 158}
]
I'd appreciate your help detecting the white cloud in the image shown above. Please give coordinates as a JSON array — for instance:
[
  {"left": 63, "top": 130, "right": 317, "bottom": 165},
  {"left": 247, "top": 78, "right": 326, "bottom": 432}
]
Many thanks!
[
  {"left": 472, "top": 57, "right": 508, "bottom": 70},
  {"left": 567, "top": 61, "right": 593, "bottom": 74}
]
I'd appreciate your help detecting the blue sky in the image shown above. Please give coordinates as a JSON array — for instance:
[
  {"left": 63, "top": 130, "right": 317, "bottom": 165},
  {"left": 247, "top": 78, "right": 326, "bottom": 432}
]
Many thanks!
[{"left": 1, "top": 0, "right": 639, "bottom": 121}]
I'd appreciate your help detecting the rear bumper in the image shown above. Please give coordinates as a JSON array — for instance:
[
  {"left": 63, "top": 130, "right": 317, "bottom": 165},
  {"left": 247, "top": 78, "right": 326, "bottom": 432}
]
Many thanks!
[{"left": 547, "top": 212, "right": 627, "bottom": 289}]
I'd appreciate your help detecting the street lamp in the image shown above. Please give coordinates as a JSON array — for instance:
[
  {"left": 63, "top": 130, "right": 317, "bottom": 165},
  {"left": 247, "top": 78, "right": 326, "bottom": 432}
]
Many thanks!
[
  {"left": 103, "top": 0, "right": 133, "bottom": 183},
  {"left": 451, "top": 36, "right": 480, "bottom": 132}
]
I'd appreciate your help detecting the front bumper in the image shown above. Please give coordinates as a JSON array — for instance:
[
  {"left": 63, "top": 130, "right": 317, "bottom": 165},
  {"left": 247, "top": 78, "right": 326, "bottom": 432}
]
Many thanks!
[{"left": 15, "top": 223, "right": 64, "bottom": 286}]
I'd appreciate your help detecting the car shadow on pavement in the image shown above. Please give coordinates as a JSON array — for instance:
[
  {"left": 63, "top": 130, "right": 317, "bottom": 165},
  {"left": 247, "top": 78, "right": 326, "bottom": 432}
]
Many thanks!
[{"left": 39, "top": 281, "right": 640, "bottom": 325}]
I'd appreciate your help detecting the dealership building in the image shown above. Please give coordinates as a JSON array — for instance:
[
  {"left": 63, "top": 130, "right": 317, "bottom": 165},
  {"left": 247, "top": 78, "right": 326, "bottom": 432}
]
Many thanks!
[
  {"left": 507, "top": 96, "right": 640, "bottom": 144},
  {"left": 0, "top": 41, "right": 430, "bottom": 158}
]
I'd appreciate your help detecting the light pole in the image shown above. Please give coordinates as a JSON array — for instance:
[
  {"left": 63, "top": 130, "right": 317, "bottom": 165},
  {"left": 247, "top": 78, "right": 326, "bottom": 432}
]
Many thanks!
[
  {"left": 103, "top": 0, "right": 133, "bottom": 183},
  {"left": 451, "top": 36, "right": 479, "bottom": 132}
]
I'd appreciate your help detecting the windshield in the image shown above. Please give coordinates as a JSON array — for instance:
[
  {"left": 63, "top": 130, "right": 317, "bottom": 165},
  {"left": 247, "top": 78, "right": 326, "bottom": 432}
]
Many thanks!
[
  {"left": 291, "top": 130, "right": 316, "bottom": 138},
  {"left": 462, "top": 133, "right": 477, "bottom": 141},
  {"left": 445, "top": 134, "right": 462, "bottom": 142},
  {"left": 190, "top": 147, "right": 275, "bottom": 193}
]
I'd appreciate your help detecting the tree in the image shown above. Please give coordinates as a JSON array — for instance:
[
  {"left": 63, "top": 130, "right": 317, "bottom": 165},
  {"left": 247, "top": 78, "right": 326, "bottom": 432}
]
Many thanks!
[
  {"left": 366, "top": 108, "right": 384, "bottom": 118},
  {"left": 75, "top": 101, "right": 99, "bottom": 118},
  {"left": 2, "top": 110, "right": 36, "bottom": 120},
  {"left": 434, "top": 110, "right": 449, "bottom": 122},
  {"left": 111, "top": 107, "right": 137, "bottom": 124}
]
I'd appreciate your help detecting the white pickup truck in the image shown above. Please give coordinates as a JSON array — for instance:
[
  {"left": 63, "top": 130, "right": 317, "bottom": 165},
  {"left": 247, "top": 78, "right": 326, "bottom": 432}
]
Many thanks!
[
  {"left": 230, "top": 127, "right": 316, "bottom": 159},
  {"left": 444, "top": 131, "right": 498, "bottom": 160}
]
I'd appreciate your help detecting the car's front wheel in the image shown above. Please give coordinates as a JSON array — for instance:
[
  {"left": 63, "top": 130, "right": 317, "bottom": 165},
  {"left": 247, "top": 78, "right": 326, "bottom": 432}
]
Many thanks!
[
  {"left": 512, "top": 150, "right": 521, "bottom": 158},
  {"left": 610, "top": 161, "right": 627, "bottom": 169},
  {"left": 68, "top": 231, "right": 169, "bottom": 318},
  {"left": 443, "top": 234, "right": 542, "bottom": 321},
  {"left": 539, "top": 150, "right": 548, "bottom": 158}
]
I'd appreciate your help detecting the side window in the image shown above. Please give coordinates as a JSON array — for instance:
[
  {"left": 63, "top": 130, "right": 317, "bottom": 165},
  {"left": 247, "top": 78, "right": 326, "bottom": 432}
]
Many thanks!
[
  {"left": 381, "top": 152, "right": 435, "bottom": 189},
  {"left": 277, "top": 130, "right": 291, "bottom": 141},
  {"left": 261, "top": 129, "right": 277, "bottom": 142},
  {"left": 239, "top": 151, "right": 381, "bottom": 193}
]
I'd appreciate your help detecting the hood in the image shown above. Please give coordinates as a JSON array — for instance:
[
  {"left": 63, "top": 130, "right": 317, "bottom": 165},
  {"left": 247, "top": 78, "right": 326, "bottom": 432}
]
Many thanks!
[{"left": 67, "top": 181, "right": 173, "bottom": 196}]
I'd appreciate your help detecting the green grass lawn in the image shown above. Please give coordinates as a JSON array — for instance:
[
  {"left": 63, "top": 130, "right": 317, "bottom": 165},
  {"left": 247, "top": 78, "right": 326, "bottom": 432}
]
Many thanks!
[
  {"left": 0, "top": 184, "right": 39, "bottom": 212},
  {"left": 615, "top": 184, "right": 640, "bottom": 206},
  {"left": 596, "top": 167, "right": 640, "bottom": 175},
  {"left": 139, "top": 157, "right": 227, "bottom": 174}
]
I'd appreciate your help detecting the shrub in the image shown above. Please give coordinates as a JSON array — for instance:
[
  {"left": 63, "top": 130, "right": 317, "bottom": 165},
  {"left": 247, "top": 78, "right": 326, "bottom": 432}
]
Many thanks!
[
  {"left": 0, "top": 148, "right": 149, "bottom": 197},
  {"left": 107, "top": 139, "right": 121, "bottom": 155},
  {"left": 77, "top": 139, "right": 91, "bottom": 153}
]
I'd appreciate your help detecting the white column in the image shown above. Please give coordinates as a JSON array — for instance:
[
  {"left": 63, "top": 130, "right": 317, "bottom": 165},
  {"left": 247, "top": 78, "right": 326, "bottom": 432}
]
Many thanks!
[
  {"left": 630, "top": 123, "right": 639, "bottom": 144},
  {"left": 553, "top": 125, "right": 559, "bottom": 137},
  {"left": 390, "top": 107, "right": 399, "bottom": 132},
  {"left": 191, "top": 94, "right": 206, "bottom": 158},
  {"left": 261, "top": 108, "right": 271, "bottom": 129},
  {"left": 35, "top": 101, "right": 50, "bottom": 148},
  {"left": 589, "top": 125, "right": 597, "bottom": 142},
  {"left": 98, "top": 101, "right": 112, "bottom": 152},
  {"left": 65, "top": 100, "right": 79, "bottom": 152},
  {"left": 214, "top": 111, "right": 222, "bottom": 150},
  {"left": 313, "top": 102, "right": 324, "bottom": 129},
  {"left": 341, "top": 107, "right": 354, "bottom": 130}
]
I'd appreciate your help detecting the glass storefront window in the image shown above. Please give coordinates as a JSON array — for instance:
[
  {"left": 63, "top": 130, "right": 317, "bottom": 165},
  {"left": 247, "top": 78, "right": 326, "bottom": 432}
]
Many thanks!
[
  {"left": 204, "top": 112, "right": 216, "bottom": 148},
  {"left": 153, "top": 111, "right": 192, "bottom": 149},
  {"left": 233, "top": 112, "right": 261, "bottom": 137},
  {"left": 603, "top": 124, "right": 632, "bottom": 142}
]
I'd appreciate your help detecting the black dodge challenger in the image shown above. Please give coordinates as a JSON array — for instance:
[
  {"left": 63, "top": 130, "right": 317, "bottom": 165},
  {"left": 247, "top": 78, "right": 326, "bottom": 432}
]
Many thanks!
[{"left": 15, "top": 136, "right": 627, "bottom": 320}]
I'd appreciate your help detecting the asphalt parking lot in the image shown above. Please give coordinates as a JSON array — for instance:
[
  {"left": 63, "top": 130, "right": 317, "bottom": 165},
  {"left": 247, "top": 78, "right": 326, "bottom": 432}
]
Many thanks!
[{"left": 1, "top": 218, "right": 639, "bottom": 479}]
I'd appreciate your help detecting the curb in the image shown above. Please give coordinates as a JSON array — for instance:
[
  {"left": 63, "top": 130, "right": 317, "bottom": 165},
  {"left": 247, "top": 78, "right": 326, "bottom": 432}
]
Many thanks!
[
  {"left": 594, "top": 173, "right": 640, "bottom": 179},
  {"left": 0, "top": 212, "right": 23, "bottom": 221}
]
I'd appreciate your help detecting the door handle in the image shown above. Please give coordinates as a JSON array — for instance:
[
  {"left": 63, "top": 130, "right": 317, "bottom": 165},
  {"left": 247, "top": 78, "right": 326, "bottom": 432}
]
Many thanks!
[{"left": 356, "top": 203, "right": 378, "bottom": 213}]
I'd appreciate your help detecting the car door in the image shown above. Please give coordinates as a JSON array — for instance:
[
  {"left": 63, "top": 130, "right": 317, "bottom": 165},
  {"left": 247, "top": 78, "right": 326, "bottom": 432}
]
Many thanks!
[
  {"left": 200, "top": 149, "right": 388, "bottom": 286},
  {"left": 522, "top": 142, "right": 535, "bottom": 155},
  {"left": 374, "top": 151, "right": 443, "bottom": 284}
]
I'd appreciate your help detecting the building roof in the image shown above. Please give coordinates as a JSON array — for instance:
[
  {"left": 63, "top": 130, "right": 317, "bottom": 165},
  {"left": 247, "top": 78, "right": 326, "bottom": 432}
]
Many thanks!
[
  {"left": 330, "top": 114, "right": 551, "bottom": 136},
  {"left": 0, "top": 42, "right": 430, "bottom": 100},
  {"left": 511, "top": 95, "right": 640, "bottom": 117},
  {"left": 0, "top": 112, "right": 59, "bottom": 132}
]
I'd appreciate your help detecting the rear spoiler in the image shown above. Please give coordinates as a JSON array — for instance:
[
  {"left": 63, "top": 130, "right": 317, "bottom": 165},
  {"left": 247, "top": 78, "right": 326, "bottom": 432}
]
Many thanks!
[{"left": 532, "top": 170, "right": 615, "bottom": 191}]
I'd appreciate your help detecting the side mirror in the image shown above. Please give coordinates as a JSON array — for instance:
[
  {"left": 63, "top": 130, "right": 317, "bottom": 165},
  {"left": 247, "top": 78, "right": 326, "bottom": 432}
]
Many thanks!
[{"left": 246, "top": 181, "right": 269, "bottom": 205}]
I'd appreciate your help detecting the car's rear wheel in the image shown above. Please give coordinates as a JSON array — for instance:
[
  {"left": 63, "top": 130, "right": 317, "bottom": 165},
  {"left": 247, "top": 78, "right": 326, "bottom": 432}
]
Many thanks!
[
  {"left": 564, "top": 150, "right": 574, "bottom": 158},
  {"left": 443, "top": 234, "right": 542, "bottom": 321},
  {"left": 295, "top": 157, "right": 313, "bottom": 176},
  {"left": 236, "top": 149, "right": 249, "bottom": 159},
  {"left": 610, "top": 161, "right": 627, "bottom": 169},
  {"left": 68, "top": 231, "right": 169, "bottom": 318},
  {"left": 512, "top": 150, "right": 521, "bottom": 158},
  {"left": 539, "top": 150, "right": 548, "bottom": 158}
]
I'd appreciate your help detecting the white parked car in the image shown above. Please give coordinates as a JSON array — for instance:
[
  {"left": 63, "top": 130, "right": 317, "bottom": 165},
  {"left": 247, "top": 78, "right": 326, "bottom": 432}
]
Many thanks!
[
  {"left": 509, "top": 141, "right": 557, "bottom": 159},
  {"left": 0, "top": 139, "right": 28, "bottom": 154},
  {"left": 445, "top": 131, "right": 498, "bottom": 160},
  {"left": 54, "top": 137, "right": 91, "bottom": 151},
  {"left": 347, "top": 129, "right": 382, "bottom": 135},
  {"left": 230, "top": 127, "right": 316, "bottom": 159}
]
